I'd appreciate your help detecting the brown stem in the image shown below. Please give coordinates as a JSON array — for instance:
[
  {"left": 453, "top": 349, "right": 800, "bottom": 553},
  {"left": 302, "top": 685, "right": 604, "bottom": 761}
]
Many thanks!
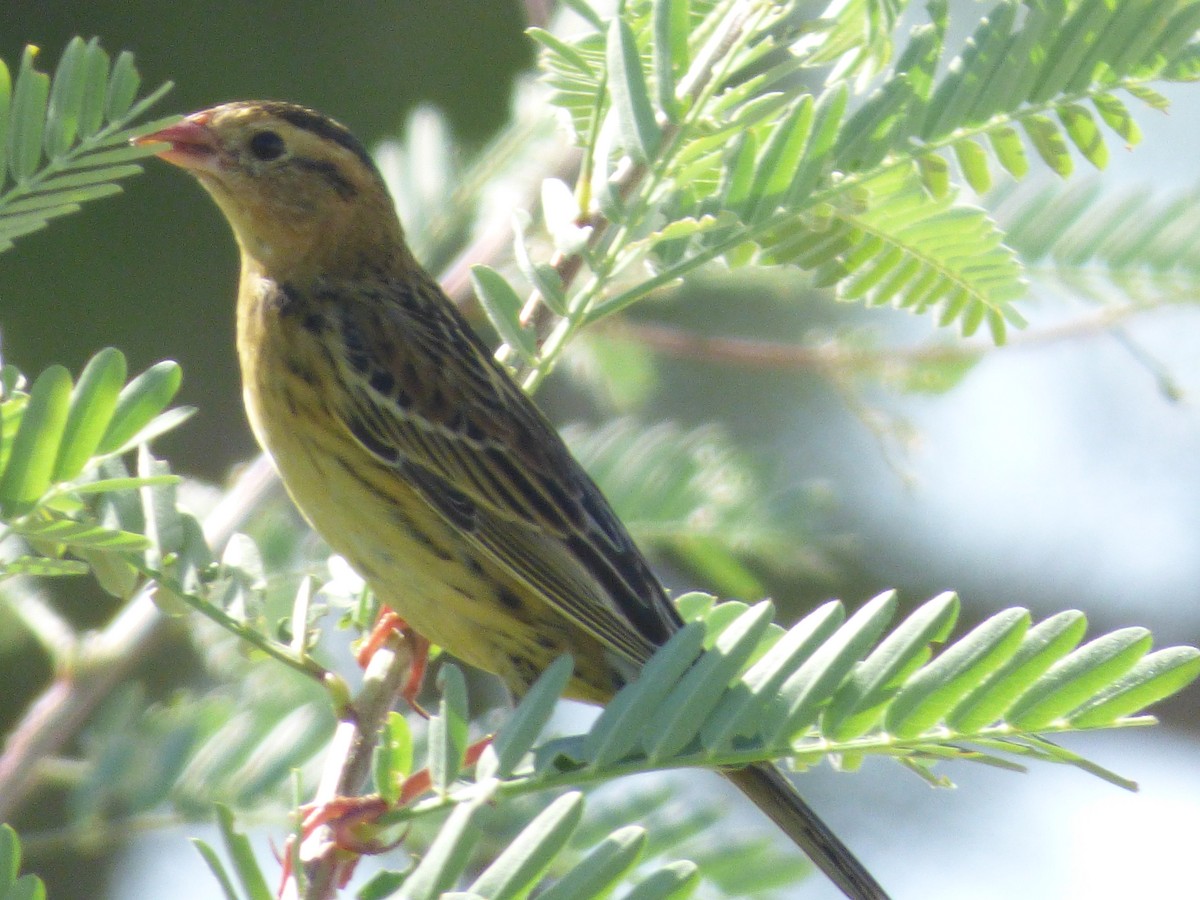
[
  {"left": 291, "top": 637, "right": 412, "bottom": 900},
  {"left": 507, "top": 1, "right": 757, "bottom": 352},
  {"left": 602, "top": 305, "right": 1140, "bottom": 372}
]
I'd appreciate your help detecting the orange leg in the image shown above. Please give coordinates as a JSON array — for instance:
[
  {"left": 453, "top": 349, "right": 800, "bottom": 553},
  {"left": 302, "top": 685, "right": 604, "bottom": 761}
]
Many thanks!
[
  {"left": 396, "top": 736, "right": 493, "bottom": 806},
  {"left": 355, "top": 606, "right": 431, "bottom": 718},
  {"left": 277, "top": 610, "right": 467, "bottom": 895},
  {"left": 277, "top": 734, "right": 494, "bottom": 896}
]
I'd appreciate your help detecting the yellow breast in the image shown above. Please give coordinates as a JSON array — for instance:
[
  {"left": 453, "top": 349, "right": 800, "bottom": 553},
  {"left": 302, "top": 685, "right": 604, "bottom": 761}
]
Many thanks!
[{"left": 235, "top": 274, "right": 618, "bottom": 700}]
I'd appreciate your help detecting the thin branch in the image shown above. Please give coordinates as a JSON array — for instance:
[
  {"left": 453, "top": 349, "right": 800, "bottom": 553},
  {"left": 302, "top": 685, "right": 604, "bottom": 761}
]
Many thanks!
[
  {"left": 290, "top": 637, "right": 412, "bottom": 900},
  {"left": 0, "top": 454, "right": 281, "bottom": 821},
  {"left": 600, "top": 304, "right": 1144, "bottom": 372},
  {"left": 498, "top": 0, "right": 761, "bottom": 384}
]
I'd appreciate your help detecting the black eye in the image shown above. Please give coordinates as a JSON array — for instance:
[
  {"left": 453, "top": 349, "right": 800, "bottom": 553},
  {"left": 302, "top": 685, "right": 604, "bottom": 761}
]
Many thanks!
[{"left": 248, "top": 130, "right": 286, "bottom": 161}]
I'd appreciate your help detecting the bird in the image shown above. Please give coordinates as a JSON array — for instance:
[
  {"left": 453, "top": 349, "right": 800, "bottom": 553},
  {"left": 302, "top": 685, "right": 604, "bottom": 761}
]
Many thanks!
[{"left": 136, "top": 101, "right": 890, "bottom": 900}]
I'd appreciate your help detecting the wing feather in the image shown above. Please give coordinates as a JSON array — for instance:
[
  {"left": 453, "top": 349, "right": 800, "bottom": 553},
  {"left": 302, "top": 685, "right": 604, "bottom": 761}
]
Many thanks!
[{"left": 312, "top": 273, "right": 681, "bottom": 660}]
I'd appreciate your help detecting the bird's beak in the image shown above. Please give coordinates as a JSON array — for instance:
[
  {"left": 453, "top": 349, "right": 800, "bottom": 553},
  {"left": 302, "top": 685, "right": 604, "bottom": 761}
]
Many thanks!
[{"left": 133, "top": 112, "right": 220, "bottom": 171}]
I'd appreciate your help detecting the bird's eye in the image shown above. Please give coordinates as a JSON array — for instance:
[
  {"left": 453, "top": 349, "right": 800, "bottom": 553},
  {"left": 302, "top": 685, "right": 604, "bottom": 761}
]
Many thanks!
[{"left": 248, "top": 130, "right": 286, "bottom": 161}]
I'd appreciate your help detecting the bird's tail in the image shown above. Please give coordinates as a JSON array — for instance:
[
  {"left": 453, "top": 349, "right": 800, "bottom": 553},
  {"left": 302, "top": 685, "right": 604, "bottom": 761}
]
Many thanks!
[{"left": 725, "top": 763, "right": 891, "bottom": 900}]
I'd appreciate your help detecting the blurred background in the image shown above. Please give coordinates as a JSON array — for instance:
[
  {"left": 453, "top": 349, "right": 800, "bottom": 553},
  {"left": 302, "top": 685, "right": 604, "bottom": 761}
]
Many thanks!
[{"left": 0, "top": 1, "right": 1197, "bottom": 898}]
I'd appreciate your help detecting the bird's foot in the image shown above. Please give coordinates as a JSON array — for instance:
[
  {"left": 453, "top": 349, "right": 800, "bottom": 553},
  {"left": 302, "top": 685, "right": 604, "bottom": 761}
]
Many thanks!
[{"left": 355, "top": 606, "right": 431, "bottom": 717}]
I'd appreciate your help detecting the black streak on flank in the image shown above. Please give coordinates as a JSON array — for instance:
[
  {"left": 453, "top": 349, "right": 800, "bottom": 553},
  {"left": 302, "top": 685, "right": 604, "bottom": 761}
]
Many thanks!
[
  {"left": 268, "top": 281, "right": 302, "bottom": 315},
  {"left": 348, "top": 418, "right": 399, "bottom": 463},
  {"left": 369, "top": 369, "right": 396, "bottom": 396},
  {"left": 497, "top": 586, "right": 523, "bottom": 611},
  {"left": 285, "top": 357, "right": 319, "bottom": 387},
  {"left": 294, "top": 157, "right": 357, "bottom": 200}
]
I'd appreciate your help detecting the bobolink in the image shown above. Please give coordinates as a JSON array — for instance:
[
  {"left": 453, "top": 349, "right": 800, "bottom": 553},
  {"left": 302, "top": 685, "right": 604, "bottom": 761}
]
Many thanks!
[{"left": 138, "top": 102, "right": 888, "bottom": 900}]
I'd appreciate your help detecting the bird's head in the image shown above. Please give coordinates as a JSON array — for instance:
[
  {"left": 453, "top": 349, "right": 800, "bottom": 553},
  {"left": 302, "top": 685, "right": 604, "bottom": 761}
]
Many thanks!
[{"left": 137, "top": 101, "right": 411, "bottom": 279}]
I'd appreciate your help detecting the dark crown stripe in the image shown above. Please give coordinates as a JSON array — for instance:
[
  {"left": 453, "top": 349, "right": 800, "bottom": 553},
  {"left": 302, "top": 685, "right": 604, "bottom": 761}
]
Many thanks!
[{"left": 256, "top": 101, "right": 379, "bottom": 174}]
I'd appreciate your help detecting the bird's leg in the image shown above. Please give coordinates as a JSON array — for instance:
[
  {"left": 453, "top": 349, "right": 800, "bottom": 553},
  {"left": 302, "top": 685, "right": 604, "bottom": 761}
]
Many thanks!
[
  {"left": 279, "top": 733, "right": 493, "bottom": 895},
  {"left": 393, "top": 735, "right": 494, "bottom": 806},
  {"left": 355, "top": 605, "right": 431, "bottom": 717},
  {"left": 280, "top": 617, "right": 489, "bottom": 895}
]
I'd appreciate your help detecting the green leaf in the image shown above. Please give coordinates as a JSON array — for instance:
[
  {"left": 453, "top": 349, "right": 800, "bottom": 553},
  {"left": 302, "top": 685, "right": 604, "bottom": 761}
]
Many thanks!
[
  {"left": 915, "top": 153, "right": 950, "bottom": 198},
  {"left": 953, "top": 139, "right": 991, "bottom": 194},
  {"left": 214, "top": 804, "right": 272, "bottom": 900},
  {"left": 788, "top": 84, "right": 845, "bottom": 205},
  {"left": 52, "top": 347, "right": 127, "bottom": 481},
  {"left": 623, "top": 861, "right": 699, "bottom": 900},
  {"left": 357, "top": 871, "right": 411, "bottom": 900},
  {"left": 190, "top": 838, "right": 241, "bottom": 900},
  {"left": 76, "top": 546, "right": 140, "bottom": 598},
  {"left": 374, "top": 711, "right": 414, "bottom": 805},
  {"left": 467, "top": 792, "right": 584, "bottom": 899},
  {"left": 96, "top": 360, "right": 182, "bottom": 455},
  {"left": 766, "top": 590, "right": 897, "bottom": 743},
  {"left": 429, "top": 665, "right": 470, "bottom": 793},
  {"left": 9, "top": 516, "right": 149, "bottom": 551},
  {"left": 1027, "top": 0, "right": 1108, "bottom": 105},
  {"left": 104, "top": 50, "right": 140, "bottom": 120},
  {"left": 886, "top": 608, "right": 1030, "bottom": 739},
  {"left": 537, "top": 825, "right": 646, "bottom": 900},
  {"left": 139, "top": 445, "right": 185, "bottom": 563},
  {"left": 470, "top": 265, "right": 537, "bottom": 364},
  {"left": 0, "top": 825, "right": 20, "bottom": 890},
  {"left": 987, "top": 125, "right": 1028, "bottom": 178},
  {"left": 583, "top": 622, "right": 706, "bottom": 767},
  {"left": 493, "top": 654, "right": 574, "bottom": 777},
  {"left": 1008, "top": 628, "right": 1153, "bottom": 729},
  {"left": 1125, "top": 83, "right": 1169, "bottom": 112},
  {"left": 652, "top": 0, "right": 686, "bottom": 121},
  {"left": 824, "top": 592, "right": 960, "bottom": 741},
  {"left": 511, "top": 212, "right": 567, "bottom": 316},
  {"left": 702, "top": 601, "right": 844, "bottom": 752},
  {"left": 77, "top": 39, "right": 110, "bottom": 137},
  {"left": 1092, "top": 93, "right": 1140, "bottom": 145},
  {"left": 9, "top": 46, "right": 51, "bottom": 182},
  {"left": 719, "top": 132, "right": 758, "bottom": 211},
  {"left": 1068, "top": 647, "right": 1200, "bottom": 728},
  {"left": 0, "top": 555, "right": 90, "bottom": 579},
  {"left": 5, "top": 875, "right": 45, "bottom": 900},
  {"left": 1022, "top": 114, "right": 1072, "bottom": 177},
  {"left": 646, "top": 601, "right": 776, "bottom": 761},
  {"left": 44, "top": 36, "right": 87, "bottom": 157},
  {"left": 0, "top": 364, "right": 72, "bottom": 512},
  {"left": 0, "top": 58, "right": 12, "bottom": 178},
  {"left": 748, "top": 96, "right": 814, "bottom": 219},
  {"left": 1, "top": 182, "right": 122, "bottom": 215},
  {"left": 948, "top": 611, "right": 1088, "bottom": 733},
  {"left": 773, "top": 167, "right": 1024, "bottom": 332},
  {"left": 1059, "top": 103, "right": 1107, "bottom": 170},
  {"left": 0, "top": 43, "right": 168, "bottom": 251},
  {"left": 920, "top": 2, "right": 1017, "bottom": 139},
  {"left": 527, "top": 28, "right": 596, "bottom": 77},
  {"left": 607, "top": 17, "right": 660, "bottom": 163},
  {"left": 396, "top": 795, "right": 487, "bottom": 900}
]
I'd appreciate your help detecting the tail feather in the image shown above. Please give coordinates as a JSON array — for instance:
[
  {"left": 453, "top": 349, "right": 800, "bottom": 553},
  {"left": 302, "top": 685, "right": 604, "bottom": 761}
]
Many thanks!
[{"left": 725, "top": 763, "right": 891, "bottom": 900}]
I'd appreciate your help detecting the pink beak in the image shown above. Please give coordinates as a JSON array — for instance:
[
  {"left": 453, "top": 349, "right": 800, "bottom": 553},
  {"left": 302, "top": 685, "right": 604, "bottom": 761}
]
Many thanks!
[{"left": 133, "top": 112, "right": 220, "bottom": 170}]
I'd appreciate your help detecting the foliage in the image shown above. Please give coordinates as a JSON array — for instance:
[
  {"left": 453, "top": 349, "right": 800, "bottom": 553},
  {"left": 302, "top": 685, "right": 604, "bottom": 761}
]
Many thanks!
[
  {"left": 0, "top": 824, "right": 46, "bottom": 900},
  {"left": 0, "top": 37, "right": 175, "bottom": 251},
  {"left": 474, "top": 0, "right": 1200, "bottom": 375},
  {"left": 0, "top": 348, "right": 193, "bottom": 594},
  {"left": 197, "top": 594, "right": 1200, "bottom": 898}
]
